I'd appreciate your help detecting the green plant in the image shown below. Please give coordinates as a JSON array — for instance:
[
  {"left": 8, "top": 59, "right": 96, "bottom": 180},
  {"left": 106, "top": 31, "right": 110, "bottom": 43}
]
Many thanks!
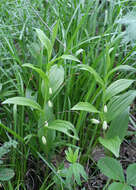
[
  {"left": 1, "top": 0, "right": 136, "bottom": 189},
  {"left": 54, "top": 147, "right": 87, "bottom": 190},
  {"left": 2, "top": 27, "right": 80, "bottom": 161},
  {"left": 71, "top": 63, "right": 136, "bottom": 158},
  {"left": 98, "top": 156, "right": 136, "bottom": 190},
  {"left": 0, "top": 138, "right": 17, "bottom": 182}
]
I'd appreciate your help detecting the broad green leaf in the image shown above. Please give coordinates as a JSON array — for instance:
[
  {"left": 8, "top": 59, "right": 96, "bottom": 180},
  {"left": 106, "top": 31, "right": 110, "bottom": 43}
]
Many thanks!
[
  {"left": 108, "top": 65, "right": 136, "bottom": 77},
  {"left": 49, "top": 65, "right": 64, "bottom": 94},
  {"left": 99, "top": 136, "right": 121, "bottom": 157},
  {"left": 22, "top": 63, "right": 48, "bottom": 81},
  {"left": 2, "top": 97, "right": 41, "bottom": 111},
  {"left": 107, "top": 90, "right": 136, "bottom": 121},
  {"left": 35, "top": 28, "right": 52, "bottom": 60},
  {"left": 44, "top": 120, "right": 79, "bottom": 140},
  {"left": 77, "top": 64, "right": 104, "bottom": 86},
  {"left": 61, "top": 54, "right": 80, "bottom": 62},
  {"left": 51, "top": 20, "right": 59, "bottom": 47},
  {"left": 109, "top": 182, "right": 132, "bottom": 190},
  {"left": 71, "top": 102, "right": 100, "bottom": 113},
  {"left": 127, "top": 163, "right": 136, "bottom": 186},
  {"left": 106, "top": 108, "right": 129, "bottom": 141},
  {"left": 97, "top": 157, "right": 125, "bottom": 182},
  {"left": 105, "top": 79, "right": 135, "bottom": 102},
  {"left": 0, "top": 168, "right": 15, "bottom": 181}
]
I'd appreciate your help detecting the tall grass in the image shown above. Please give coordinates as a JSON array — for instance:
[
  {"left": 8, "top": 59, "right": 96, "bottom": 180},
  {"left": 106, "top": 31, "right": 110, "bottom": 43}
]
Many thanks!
[{"left": 0, "top": 0, "right": 136, "bottom": 189}]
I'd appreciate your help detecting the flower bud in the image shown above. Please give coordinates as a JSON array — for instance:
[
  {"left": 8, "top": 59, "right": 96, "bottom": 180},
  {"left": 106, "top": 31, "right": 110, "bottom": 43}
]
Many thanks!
[
  {"left": 48, "top": 100, "right": 53, "bottom": 108},
  {"left": 49, "top": 88, "right": 52, "bottom": 95},
  {"left": 91, "top": 119, "right": 100, "bottom": 124},
  {"left": 104, "top": 105, "right": 108, "bottom": 113},
  {"left": 42, "top": 136, "right": 46, "bottom": 144},
  {"left": 44, "top": 121, "right": 48, "bottom": 126},
  {"left": 103, "top": 121, "right": 108, "bottom": 130}
]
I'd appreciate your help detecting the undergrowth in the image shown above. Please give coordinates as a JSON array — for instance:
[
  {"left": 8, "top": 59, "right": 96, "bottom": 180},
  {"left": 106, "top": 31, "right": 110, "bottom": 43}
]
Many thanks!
[{"left": 0, "top": 0, "right": 136, "bottom": 189}]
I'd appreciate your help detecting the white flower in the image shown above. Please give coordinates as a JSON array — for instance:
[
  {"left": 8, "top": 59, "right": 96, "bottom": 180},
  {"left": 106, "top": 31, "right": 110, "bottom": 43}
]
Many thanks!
[
  {"left": 104, "top": 105, "right": 108, "bottom": 113},
  {"left": 103, "top": 121, "right": 108, "bottom": 130},
  {"left": 49, "top": 88, "right": 52, "bottom": 95},
  {"left": 44, "top": 121, "right": 48, "bottom": 126},
  {"left": 91, "top": 119, "right": 100, "bottom": 124},
  {"left": 42, "top": 136, "right": 46, "bottom": 144},
  {"left": 48, "top": 100, "right": 53, "bottom": 107}
]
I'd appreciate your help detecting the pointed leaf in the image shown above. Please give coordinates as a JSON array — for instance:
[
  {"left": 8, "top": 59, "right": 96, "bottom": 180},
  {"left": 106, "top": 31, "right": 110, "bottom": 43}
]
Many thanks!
[
  {"left": 127, "top": 163, "right": 136, "bottom": 186},
  {"left": 97, "top": 157, "right": 125, "bottom": 182},
  {"left": 2, "top": 97, "right": 41, "bottom": 110},
  {"left": 0, "top": 168, "right": 15, "bottom": 181},
  {"left": 77, "top": 64, "right": 104, "bottom": 86},
  {"left": 99, "top": 136, "right": 121, "bottom": 157},
  {"left": 49, "top": 65, "right": 64, "bottom": 94},
  {"left": 44, "top": 120, "right": 79, "bottom": 140},
  {"left": 22, "top": 63, "right": 48, "bottom": 81},
  {"left": 71, "top": 102, "right": 100, "bottom": 113},
  {"left": 105, "top": 79, "right": 135, "bottom": 102},
  {"left": 108, "top": 65, "right": 136, "bottom": 77},
  {"left": 35, "top": 28, "right": 52, "bottom": 60},
  {"left": 106, "top": 108, "right": 129, "bottom": 141},
  {"left": 109, "top": 182, "right": 132, "bottom": 190},
  {"left": 51, "top": 20, "right": 59, "bottom": 47},
  {"left": 107, "top": 90, "right": 136, "bottom": 121},
  {"left": 61, "top": 54, "right": 80, "bottom": 62}
]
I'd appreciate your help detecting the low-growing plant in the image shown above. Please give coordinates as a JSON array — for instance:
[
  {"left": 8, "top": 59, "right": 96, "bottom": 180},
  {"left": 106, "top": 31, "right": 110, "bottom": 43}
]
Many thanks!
[
  {"left": 97, "top": 156, "right": 136, "bottom": 190},
  {"left": 0, "top": 138, "right": 17, "bottom": 183},
  {"left": 54, "top": 147, "right": 87, "bottom": 190}
]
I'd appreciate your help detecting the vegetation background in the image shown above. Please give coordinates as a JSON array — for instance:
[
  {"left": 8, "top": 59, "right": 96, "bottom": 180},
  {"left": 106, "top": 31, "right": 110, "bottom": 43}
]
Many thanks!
[{"left": 0, "top": 0, "right": 136, "bottom": 189}]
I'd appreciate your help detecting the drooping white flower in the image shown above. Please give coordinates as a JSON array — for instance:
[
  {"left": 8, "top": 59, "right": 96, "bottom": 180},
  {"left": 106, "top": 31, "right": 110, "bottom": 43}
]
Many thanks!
[
  {"left": 42, "top": 136, "right": 46, "bottom": 144},
  {"left": 104, "top": 105, "right": 108, "bottom": 113},
  {"left": 48, "top": 100, "right": 53, "bottom": 108},
  {"left": 91, "top": 119, "right": 100, "bottom": 124},
  {"left": 49, "top": 88, "right": 53, "bottom": 95},
  {"left": 44, "top": 121, "right": 48, "bottom": 126},
  {"left": 102, "top": 121, "right": 108, "bottom": 130}
]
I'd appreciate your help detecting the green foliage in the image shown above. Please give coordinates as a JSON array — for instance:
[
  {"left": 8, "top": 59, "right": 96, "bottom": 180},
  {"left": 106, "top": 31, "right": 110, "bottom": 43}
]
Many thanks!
[
  {"left": 65, "top": 147, "right": 79, "bottom": 163},
  {"left": 106, "top": 108, "right": 129, "bottom": 141},
  {"left": 109, "top": 183, "right": 133, "bottom": 190},
  {"left": 0, "top": 168, "right": 15, "bottom": 182},
  {"left": 98, "top": 157, "right": 125, "bottom": 182},
  {"left": 99, "top": 136, "right": 121, "bottom": 158},
  {"left": 49, "top": 65, "right": 64, "bottom": 94},
  {"left": 126, "top": 164, "right": 136, "bottom": 186},
  {"left": 2, "top": 97, "right": 42, "bottom": 110},
  {"left": 1, "top": 0, "right": 136, "bottom": 189},
  {"left": 54, "top": 148, "right": 87, "bottom": 189},
  {"left": 106, "top": 90, "right": 136, "bottom": 122},
  {"left": 0, "top": 139, "right": 17, "bottom": 181},
  {"left": 44, "top": 120, "right": 79, "bottom": 140},
  {"left": 71, "top": 102, "right": 100, "bottom": 113},
  {"left": 105, "top": 79, "right": 135, "bottom": 102},
  {"left": 98, "top": 157, "right": 136, "bottom": 190}
]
